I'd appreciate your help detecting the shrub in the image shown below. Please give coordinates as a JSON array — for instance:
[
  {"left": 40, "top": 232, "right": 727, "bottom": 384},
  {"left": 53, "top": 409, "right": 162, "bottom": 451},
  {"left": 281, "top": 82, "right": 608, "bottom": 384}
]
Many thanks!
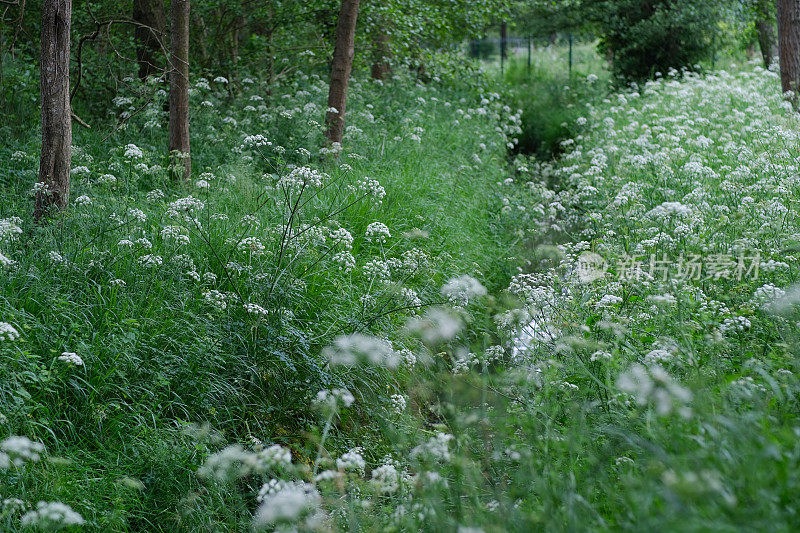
[{"left": 592, "top": 0, "right": 727, "bottom": 81}]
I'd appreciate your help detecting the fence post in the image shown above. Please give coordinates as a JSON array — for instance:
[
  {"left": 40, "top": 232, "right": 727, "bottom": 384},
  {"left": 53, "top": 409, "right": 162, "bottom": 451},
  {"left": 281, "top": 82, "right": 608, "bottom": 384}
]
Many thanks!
[
  {"left": 500, "top": 22, "right": 507, "bottom": 75},
  {"left": 527, "top": 35, "right": 531, "bottom": 74},
  {"left": 568, "top": 33, "right": 573, "bottom": 78}
]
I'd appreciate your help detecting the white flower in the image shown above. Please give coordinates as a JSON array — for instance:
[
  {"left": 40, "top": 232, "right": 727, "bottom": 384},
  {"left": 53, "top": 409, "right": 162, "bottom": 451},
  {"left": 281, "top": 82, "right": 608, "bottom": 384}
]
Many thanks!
[
  {"left": 20, "top": 501, "right": 85, "bottom": 529},
  {"left": 322, "top": 334, "right": 400, "bottom": 368},
  {"left": 257, "top": 479, "right": 290, "bottom": 502},
  {"left": 203, "top": 290, "right": 227, "bottom": 310},
  {"left": 596, "top": 294, "right": 623, "bottom": 309},
  {"left": 398, "top": 348, "right": 416, "bottom": 367},
  {"left": 160, "top": 225, "right": 190, "bottom": 245},
  {"left": 168, "top": 195, "right": 205, "bottom": 212},
  {"left": 242, "top": 134, "right": 271, "bottom": 148},
  {"left": 253, "top": 482, "right": 321, "bottom": 529},
  {"left": 363, "top": 259, "right": 391, "bottom": 280},
  {"left": 257, "top": 444, "right": 293, "bottom": 468},
  {"left": 328, "top": 228, "right": 354, "bottom": 249},
  {"left": 128, "top": 208, "right": 147, "bottom": 222},
  {"left": 646, "top": 201, "right": 693, "bottom": 220},
  {"left": 0, "top": 217, "right": 23, "bottom": 243},
  {"left": 238, "top": 236, "right": 265, "bottom": 255},
  {"left": 314, "top": 388, "right": 355, "bottom": 410},
  {"left": 314, "top": 469, "right": 343, "bottom": 482},
  {"left": 0, "top": 252, "right": 16, "bottom": 268},
  {"left": 356, "top": 177, "right": 386, "bottom": 206},
  {"left": 371, "top": 463, "right": 400, "bottom": 493},
  {"left": 441, "top": 275, "right": 487, "bottom": 305},
  {"left": 590, "top": 350, "right": 612, "bottom": 362},
  {"left": 1, "top": 436, "right": 45, "bottom": 467},
  {"left": 390, "top": 394, "right": 407, "bottom": 414},
  {"left": 411, "top": 432, "right": 454, "bottom": 462},
  {"left": 365, "top": 222, "right": 391, "bottom": 243},
  {"left": 197, "top": 445, "right": 258, "bottom": 482},
  {"left": 48, "top": 251, "right": 64, "bottom": 264},
  {"left": 617, "top": 364, "right": 692, "bottom": 417},
  {"left": 146, "top": 189, "right": 165, "bottom": 202},
  {"left": 336, "top": 447, "right": 365, "bottom": 475},
  {"left": 406, "top": 308, "right": 463, "bottom": 344},
  {"left": 0, "top": 322, "right": 20, "bottom": 342},
  {"left": 332, "top": 251, "right": 356, "bottom": 272},
  {"left": 123, "top": 143, "right": 144, "bottom": 159},
  {"left": 277, "top": 166, "right": 327, "bottom": 192},
  {"left": 138, "top": 254, "right": 163, "bottom": 267},
  {"left": 244, "top": 303, "right": 268, "bottom": 315},
  {"left": 752, "top": 283, "right": 787, "bottom": 309},
  {"left": 58, "top": 352, "right": 84, "bottom": 366},
  {"left": 74, "top": 195, "right": 92, "bottom": 206}
]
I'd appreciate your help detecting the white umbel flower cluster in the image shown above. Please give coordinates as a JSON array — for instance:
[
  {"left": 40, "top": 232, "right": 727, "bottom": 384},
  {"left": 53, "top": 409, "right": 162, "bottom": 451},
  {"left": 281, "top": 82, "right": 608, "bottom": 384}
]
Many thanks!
[
  {"left": 1, "top": 436, "right": 45, "bottom": 468},
  {"left": 365, "top": 222, "right": 391, "bottom": 243},
  {"left": 253, "top": 482, "right": 322, "bottom": 530},
  {"left": 58, "top": 352, "right": 84, "bottom": 366},
  {"left": 336, "top": 447, "right": 365, "bottom": 475},
  {"left": 440, "top": 275, "right": 487, "bottom": 305},
  {"left": 323, "top": 334, "right": 400, "bottom": 368},
  {"left": 0, "top": 322, "right": 20, "bottom": 342},
  {"left": 20, "top": 501, "right": 85, "bottom": 529},
  {"left": 277, "top": 166, "right": 327, "bottom": 192}
]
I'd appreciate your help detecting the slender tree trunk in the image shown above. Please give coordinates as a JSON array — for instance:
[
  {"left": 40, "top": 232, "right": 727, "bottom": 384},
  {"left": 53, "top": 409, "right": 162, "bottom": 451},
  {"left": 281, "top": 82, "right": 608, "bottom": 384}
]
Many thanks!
[
  {"left": 746, "top": 41, "right": 756, "bottom": 60},
  {"left": 371, "top": 31, "right": 391, "bottom": 80},
  {"left": 231, "top": 14, "right": 245, "bottom": 69},
  {"left": 168, "top": 0, "right": 190, "bottom": 181},
  {"left": 36, "top": 0, "right": 72, "bottom": 221},
  {"left": 757, "top": 19, "right": 777, "bottom": 68},
  {"left": 500, "top": 22, "right": 507, "bottom": 59},
  {"left": 132, "top": 0, "right": 166, "bottom": 80},
  {"left": 325, "top": 0, "right": 360, "bottom": 145},
  {"left": 777, "top": 0, "right": 800, "bottom": 95}
]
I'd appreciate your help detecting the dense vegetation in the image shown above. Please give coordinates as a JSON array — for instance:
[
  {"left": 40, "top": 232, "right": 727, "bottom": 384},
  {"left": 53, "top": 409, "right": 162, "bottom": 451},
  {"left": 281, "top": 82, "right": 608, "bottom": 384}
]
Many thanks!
[{"left": 3, "top": 0, "right": 800, "bottom": 531}]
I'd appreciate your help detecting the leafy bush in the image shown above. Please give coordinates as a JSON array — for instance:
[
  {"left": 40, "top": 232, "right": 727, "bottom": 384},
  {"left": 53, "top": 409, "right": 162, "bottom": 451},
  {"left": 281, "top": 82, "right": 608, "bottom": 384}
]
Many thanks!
[{"left": 592, "top": 0, "right": 727, "bottom": 81}]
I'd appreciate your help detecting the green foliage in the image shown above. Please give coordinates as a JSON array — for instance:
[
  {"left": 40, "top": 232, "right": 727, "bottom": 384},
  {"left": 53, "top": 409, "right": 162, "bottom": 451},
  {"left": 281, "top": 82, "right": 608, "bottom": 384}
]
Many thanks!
[
  {"left": 502, "top": 41, "right": 609, "bottom": 160},
  {"left": 0, "top": 58, "right": 526, "bottom": 529},
  {"left": 511, "top": 0, "right": 590, "bottom": 38},
  {"left": 591, "top": 0, "right": 731, "bottom": 81}
]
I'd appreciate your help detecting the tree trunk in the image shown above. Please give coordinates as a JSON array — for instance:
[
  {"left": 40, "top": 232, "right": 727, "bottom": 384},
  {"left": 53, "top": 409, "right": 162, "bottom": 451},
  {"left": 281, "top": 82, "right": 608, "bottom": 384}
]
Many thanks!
[
  {"left": 757, "top": 18, "right": 778, "bottom": 68},
  {"left": 36, "top": 0, "right": 72, "bottom": 221},
  {"left": 168, "top": 0, "right": 190, "bottom": 181},
  {"left": 777, "top": 0, "right": 800, "bottom": 95},
  {"left": 325, "top": 0, "right": 360, "bottom": 145},
  {"left": 500, "top": 22, "right": 507, "bottom": 59},
  {"left": 371, "top": 31, "right": 391, "bottom": 80},
  {"left": 231, "top": 14, "right": 246, "bottom": 69},
  {"left": 132, "top": 0, "right": 166, "bottom": 80}
]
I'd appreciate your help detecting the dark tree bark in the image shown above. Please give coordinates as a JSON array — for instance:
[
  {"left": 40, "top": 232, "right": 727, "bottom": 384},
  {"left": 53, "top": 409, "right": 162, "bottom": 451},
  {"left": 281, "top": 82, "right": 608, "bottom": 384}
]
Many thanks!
[
  {"left": 757, "top": 18, "right": 777, "bottom": 68},
  {"left": 168, "top": 0, "right": 190, "bottom": 181},
  {"left": 132, "top": 0, "right": 166, "bottom": 80},
  {"left": 370, "top": 32, "right": 391, "bottom": 80},
  {"left": 778, "top": 0, "right": 800, "bottom": 94},
  {"left": 325, "top": 0, "right": 360, "bottom": 145},
  {"left": 500, "top": 22, "right": 508, "bottom": 59},
  {"left": 36, "top": 0, "right": 72, "bottom": 221}
]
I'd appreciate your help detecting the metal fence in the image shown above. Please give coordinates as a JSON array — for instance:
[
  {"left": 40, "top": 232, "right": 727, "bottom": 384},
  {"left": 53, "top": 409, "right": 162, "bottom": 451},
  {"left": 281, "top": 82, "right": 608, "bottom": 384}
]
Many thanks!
[{"left": 468, "top": 34, "right": 579, "bottom": 76}]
